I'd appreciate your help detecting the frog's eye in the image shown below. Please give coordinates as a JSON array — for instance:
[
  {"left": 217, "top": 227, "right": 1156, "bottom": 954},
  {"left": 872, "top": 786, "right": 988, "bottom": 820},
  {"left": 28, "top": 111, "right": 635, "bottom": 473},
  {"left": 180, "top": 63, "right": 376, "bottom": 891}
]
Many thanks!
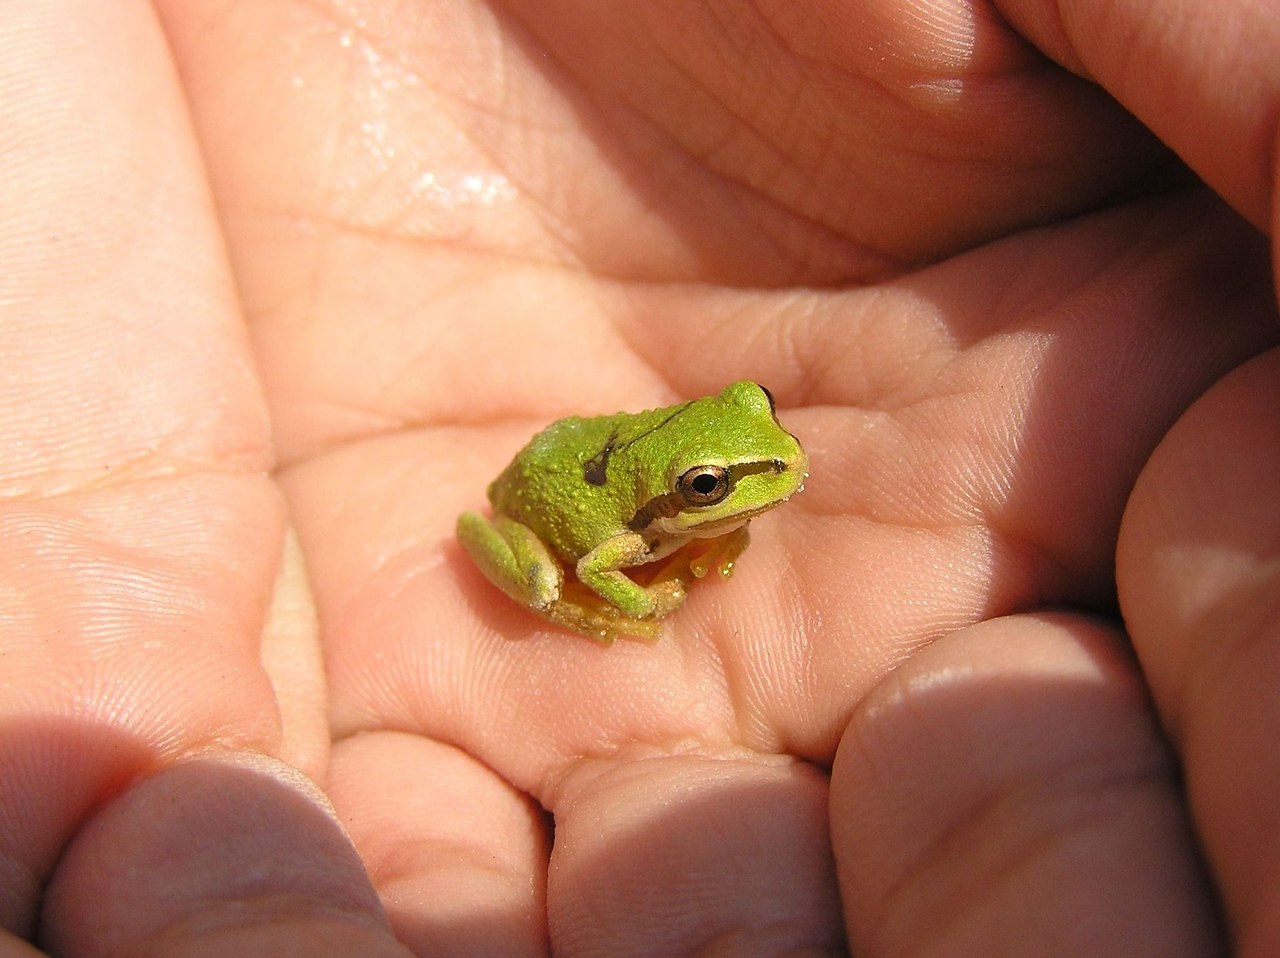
[{"left": 677, "top": 465, "right": 732, "bottom": 506}]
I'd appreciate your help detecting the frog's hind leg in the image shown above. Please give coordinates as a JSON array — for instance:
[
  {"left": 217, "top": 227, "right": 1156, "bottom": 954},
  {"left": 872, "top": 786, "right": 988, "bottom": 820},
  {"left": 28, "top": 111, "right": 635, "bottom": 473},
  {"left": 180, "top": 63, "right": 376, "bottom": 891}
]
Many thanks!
[{"left": 456, "top": 512, "right": 563, "bottom": 611}]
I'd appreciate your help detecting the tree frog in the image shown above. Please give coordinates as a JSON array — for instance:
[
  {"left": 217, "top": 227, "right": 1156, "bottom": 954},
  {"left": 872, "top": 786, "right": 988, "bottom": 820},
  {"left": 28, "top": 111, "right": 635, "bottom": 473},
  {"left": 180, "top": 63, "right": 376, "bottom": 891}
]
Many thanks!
[{"left": 456, "top": 381, "right": 808, "bottom": 643}]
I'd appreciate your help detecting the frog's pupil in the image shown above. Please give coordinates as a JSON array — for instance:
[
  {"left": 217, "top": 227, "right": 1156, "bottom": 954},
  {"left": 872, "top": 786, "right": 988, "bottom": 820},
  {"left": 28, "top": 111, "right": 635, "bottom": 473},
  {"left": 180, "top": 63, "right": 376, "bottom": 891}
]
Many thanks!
[
  {"left": 677, "top": 465, "right": 731, "bottom": 506},
  {"left": 692, "top": 474, "right": 720, "bottom": 495}
]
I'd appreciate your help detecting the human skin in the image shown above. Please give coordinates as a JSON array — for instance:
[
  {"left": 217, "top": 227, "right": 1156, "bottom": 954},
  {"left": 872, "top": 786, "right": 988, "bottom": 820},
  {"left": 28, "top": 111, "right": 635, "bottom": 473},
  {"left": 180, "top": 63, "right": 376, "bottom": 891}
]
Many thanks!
[{"left": 1, "top": 0, "right": 1277, "bottom": 956}]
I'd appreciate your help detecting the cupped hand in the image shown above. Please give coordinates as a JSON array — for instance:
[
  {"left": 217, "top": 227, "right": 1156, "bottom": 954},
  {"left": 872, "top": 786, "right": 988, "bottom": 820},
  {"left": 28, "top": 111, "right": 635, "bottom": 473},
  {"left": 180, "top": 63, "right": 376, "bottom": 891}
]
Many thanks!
[{"left": 2, "top": 1, "right": 1277, "bottom": 956}]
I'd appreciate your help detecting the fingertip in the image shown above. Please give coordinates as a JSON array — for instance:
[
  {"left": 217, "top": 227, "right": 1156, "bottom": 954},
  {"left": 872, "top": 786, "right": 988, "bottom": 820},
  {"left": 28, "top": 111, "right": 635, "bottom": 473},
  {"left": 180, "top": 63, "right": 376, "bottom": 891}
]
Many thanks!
[
  {"left": 830, "top": 614, "right": 1221, "bottom": 956},
  {"left": 328, "top": 731, "right": 550, "bottom": 957},
  {"left": 41, "top": 752, "right": 407, "bottom": 958},
  {"left": 548, "top": 751, "right": 843, "bottom": 956},
  {"left": 1118, "top": 349, "right": 1280, "bottom": 955}
]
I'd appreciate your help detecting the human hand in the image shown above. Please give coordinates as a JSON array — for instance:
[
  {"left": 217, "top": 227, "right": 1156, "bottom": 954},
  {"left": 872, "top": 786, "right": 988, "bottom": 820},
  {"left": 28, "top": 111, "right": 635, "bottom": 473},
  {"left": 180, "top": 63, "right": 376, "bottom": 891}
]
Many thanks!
[{"left": 3, "top": 0, "right": 1276, "bottom": 956}]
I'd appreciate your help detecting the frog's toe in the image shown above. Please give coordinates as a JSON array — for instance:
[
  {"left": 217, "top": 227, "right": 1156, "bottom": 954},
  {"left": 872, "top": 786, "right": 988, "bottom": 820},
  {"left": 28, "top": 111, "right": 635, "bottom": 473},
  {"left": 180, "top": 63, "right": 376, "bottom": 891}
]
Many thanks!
[
  {"left": 525, "top": 562, "right": 562, "bottom": 610},
  {"left": 648, "top": 580, "right": 688, "bottom": 618}
]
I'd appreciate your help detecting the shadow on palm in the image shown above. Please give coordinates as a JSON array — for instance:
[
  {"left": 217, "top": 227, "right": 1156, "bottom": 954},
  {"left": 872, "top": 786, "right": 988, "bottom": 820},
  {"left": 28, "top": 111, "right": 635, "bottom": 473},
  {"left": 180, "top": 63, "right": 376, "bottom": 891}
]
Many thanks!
[{"left": 289, "top": 3, "right": 1277, "bottom": 802}]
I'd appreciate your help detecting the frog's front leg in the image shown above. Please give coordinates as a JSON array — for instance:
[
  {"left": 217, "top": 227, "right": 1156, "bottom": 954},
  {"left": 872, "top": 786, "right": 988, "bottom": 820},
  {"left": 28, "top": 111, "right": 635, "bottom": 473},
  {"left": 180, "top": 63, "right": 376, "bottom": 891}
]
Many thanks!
[
  {"left": 456, "top": 512, "right": 563, "bottom": 611},
  {"left": 577, "top": 531, "right": 689, "bottom": 621}
]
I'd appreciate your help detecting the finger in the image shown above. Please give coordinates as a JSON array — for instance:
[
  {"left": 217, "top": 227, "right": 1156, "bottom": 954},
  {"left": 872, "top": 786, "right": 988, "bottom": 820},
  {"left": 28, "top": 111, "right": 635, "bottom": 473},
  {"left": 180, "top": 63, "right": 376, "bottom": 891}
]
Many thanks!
[
  {"left": 831, "top": 614, "right": 1219, "bottom": 955},
  {"left": 1000, "top": 0, "right": 1280, "bottom": 232},
  {"left": 547, "top": 753, "right": 843, "bottom": 957},
  {"left": 40, "top": 754, "right": 409, "bottom": 958},
  {"left": 1117, "top": 349, "right": 1280, "bottom": 953},
  {"left": 260, "top": 529, "right": 328, "bottom": 780},
  {"left": 327, "top": 731, "right": 550, "bottom": 956},
  {"left": 0, "top": 0, "right": 289, "bottom": 935},
  {"left": 0, "top": 937, "right": 46, "bottom": 958}
]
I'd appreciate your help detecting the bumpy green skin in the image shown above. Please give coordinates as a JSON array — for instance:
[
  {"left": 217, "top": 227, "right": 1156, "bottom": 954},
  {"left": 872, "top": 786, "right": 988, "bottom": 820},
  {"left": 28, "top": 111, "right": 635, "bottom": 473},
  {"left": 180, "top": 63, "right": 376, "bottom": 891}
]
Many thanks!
[{"left": 456, "top": 381, "right": 808, "bottom": 643}]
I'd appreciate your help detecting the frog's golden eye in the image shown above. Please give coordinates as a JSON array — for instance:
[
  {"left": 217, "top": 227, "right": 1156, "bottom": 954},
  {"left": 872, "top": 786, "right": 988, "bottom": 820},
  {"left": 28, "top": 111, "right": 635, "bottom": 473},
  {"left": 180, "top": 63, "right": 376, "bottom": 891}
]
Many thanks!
[{"left": 677, "top": 465, "right": 732, "bottom": 506}]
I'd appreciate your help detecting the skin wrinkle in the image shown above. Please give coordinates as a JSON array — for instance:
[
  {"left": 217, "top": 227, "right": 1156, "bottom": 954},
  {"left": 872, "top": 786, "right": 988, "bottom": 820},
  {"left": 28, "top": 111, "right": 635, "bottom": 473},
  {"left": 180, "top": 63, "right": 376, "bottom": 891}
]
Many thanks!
[
  {"left": 645, "top": 20, "right": 808, "bottom": 181},
  {"left": 495, "top": 0, "right": 901, "bottom": 281},
  {"left": 293, "top": 0, "right": 589, "bottom": 273},
  {"left": 871, "top": 776, "right": 1150, "bottom": 950},
  {"left": 610, "top": 93, "right": 890, "bottom": 281},
  {"left": 455, "top": 7, "right": 620, "bottom": 272},
  {"left": 1042, "top": 0, "right": 1273, "bottom": 225},
  {"left": 288, "top": 1, "right": 911, "bottom": 288},
  {"left": 32, "top": 0, "right": 1274, "bottom": 952},
  {"left": 988, "top": 0, "right": 1086, "bottom": 78},
  {"left": 0, "top": 445, "right": 273, "bottom": 502}
]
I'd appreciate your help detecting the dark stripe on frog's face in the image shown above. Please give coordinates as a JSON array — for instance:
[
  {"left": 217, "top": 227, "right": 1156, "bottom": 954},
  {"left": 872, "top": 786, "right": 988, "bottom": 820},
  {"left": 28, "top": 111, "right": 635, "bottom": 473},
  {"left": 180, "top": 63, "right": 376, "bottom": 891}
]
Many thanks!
[
  {"left": 581, "top": 402, "right": 693, "bottom": 487},
  {"left": 626, "top": 458, "right": 790, "bottom": 532}
]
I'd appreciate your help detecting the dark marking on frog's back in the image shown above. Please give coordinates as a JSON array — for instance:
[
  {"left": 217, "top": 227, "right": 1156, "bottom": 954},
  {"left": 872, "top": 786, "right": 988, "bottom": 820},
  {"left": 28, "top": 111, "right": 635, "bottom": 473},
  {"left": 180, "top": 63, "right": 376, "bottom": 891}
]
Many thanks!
[
  {"left": 582, "top": 433, "right": 617, "bottom": 487},
  {"left": 580, "top": 401, "right": 694, "bottom": 488}
]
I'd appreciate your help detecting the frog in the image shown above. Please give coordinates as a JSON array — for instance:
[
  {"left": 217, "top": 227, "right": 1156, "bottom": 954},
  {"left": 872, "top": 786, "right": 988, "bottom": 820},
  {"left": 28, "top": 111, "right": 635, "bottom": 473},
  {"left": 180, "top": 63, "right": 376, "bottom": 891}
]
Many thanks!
[{"left": 455, "top": 381, "right": 808, "bottom": 643}]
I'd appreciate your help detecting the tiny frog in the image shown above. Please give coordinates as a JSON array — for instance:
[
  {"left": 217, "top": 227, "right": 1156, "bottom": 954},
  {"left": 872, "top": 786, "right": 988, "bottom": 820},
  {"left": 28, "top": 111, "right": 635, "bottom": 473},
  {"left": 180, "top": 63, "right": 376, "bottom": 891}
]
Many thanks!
[{"left": 456, "top": 381, "right": 808, "bottom": 643}]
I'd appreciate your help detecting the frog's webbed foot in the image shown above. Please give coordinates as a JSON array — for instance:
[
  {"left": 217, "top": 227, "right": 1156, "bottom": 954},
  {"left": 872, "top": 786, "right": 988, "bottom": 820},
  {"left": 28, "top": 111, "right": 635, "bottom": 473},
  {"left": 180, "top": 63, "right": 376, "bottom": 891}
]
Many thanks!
[
  {"left": 558, "top": 528, "right": 753, "bottom": 643},
  {"left": 458, "top": 519, "right": 753, "bottom": 645},
  {"left": 546, "top": 580, "right": 670, "bottom": 645},
  {"left": 651, "top": 525, "right": 752, "bottom": 582}
]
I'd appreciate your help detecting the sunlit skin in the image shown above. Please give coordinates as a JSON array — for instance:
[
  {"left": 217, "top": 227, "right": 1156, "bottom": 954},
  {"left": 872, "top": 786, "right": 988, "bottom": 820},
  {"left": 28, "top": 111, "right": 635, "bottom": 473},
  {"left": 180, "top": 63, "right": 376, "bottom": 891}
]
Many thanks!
[{"left": 2, "top": 2, "right": 1279, "bottom": 957}]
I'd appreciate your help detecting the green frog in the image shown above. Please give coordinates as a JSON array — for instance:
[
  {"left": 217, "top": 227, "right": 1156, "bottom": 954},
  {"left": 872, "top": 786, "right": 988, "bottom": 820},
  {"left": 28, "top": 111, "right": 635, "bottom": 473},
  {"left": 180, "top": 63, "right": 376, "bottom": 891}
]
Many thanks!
[{"left": 456, "top": 382, "right": 808, "bottom": 643}]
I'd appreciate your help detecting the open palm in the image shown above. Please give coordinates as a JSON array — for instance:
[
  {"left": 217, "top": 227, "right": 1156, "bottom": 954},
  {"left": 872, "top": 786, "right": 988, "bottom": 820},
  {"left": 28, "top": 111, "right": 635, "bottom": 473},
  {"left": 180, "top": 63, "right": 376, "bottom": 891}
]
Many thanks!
[{"left": 4, "top": 1, "right": 1277, "bottom": 955}]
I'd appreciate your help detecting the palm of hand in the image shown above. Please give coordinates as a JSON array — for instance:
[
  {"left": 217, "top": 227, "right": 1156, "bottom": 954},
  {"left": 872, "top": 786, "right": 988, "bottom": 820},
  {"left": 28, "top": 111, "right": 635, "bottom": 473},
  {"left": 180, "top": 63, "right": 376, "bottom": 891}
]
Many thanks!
[{"left": 6, "top": 2, "right": 1278, "bottom": 956}]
